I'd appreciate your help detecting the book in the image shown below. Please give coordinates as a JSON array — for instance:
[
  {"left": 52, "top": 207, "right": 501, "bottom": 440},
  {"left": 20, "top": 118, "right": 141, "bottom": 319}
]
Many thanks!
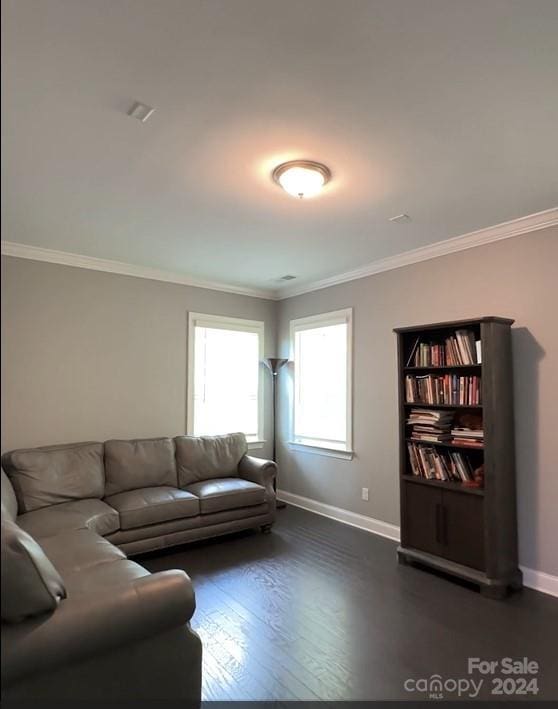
[
  {"left": 455, "top": 329, "right": 478, "bottom": 364},
  {"left": 406, "top": 337, "right": 420, "bottom": 367},
  {"left": 451, "top": 438, "right": 483, "bottom": 448},
  {"left": 451, "top": 428, "right": 484, "bottom": 438}
]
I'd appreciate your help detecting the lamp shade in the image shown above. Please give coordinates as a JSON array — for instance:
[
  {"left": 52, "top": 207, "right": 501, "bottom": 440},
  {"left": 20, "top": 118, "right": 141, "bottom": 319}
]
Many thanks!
[{"left": 264, "top": 358, "right": 288, "bottom": 374}]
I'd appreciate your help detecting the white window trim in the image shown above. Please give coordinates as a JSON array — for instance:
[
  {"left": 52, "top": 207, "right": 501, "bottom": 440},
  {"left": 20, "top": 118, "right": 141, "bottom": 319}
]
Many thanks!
[
  {"left": 289, "top": 308, "right": 353, "bottom": 458},
  {"left": 187, "top": 312, "right": 265, "bottom": 449},
  {"left": 287, "top": 441, "right": 354, "bottom": 460}
]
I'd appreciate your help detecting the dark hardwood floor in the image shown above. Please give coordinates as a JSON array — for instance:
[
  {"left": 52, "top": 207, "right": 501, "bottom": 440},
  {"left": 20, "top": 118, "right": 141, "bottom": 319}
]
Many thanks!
[{"left": 141, "top": 505, "right": 558, "bottom": 701}]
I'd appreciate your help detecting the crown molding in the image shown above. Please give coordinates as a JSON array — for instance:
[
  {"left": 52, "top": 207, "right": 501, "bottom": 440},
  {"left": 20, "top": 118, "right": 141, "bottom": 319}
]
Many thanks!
[
  {"left": 275, "top": 206, "right": 558, "bottom": 299},
  {"left": 2, "top": 207, "right": 556, "bottom": 301},
  {"left": 0, "top": 241, "right": 276, "bottom": 300}
]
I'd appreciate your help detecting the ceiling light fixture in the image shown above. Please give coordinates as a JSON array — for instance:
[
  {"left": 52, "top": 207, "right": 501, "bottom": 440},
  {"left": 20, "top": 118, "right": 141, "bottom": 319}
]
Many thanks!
[{"left": 272, "top": 160, "right": 331, "bottom": 199}]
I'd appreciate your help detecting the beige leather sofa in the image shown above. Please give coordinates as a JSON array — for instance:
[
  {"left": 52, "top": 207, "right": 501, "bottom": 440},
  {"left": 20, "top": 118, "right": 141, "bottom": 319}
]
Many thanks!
[{"left": 1, "top": 432, "right": 277, "bottom": 700}]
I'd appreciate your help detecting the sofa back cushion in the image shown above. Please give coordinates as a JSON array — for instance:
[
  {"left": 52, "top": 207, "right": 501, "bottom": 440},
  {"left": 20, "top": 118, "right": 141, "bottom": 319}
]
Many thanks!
[
  {"left": 1, "top": 442, "right": 104, "bottom": 514},
  {"left": 104, "top": 438, "right": 177, "bottom": 496},
  {"left": 1, "top": 520, "right": 67, "bottom": 623},
  {"left": 1, "top": 468, "right": 18, "bottom": 521},
  {"left": 175, "top": 433, "right": 247, "bottom": 486}
]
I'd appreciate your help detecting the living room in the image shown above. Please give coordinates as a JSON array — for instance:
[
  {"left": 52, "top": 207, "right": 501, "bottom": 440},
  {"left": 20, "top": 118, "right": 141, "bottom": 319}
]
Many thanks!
[{"left": 1, "top": 0, "right": 557, "bottom": 703}]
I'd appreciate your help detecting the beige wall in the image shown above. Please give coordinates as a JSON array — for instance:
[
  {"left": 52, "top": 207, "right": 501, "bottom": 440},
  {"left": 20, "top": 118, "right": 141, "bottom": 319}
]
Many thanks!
[
  {"left": 0, "top": 257, "right": 277, "bottom": 460},
  {"left": 276, "top": 227, "right": 558, "bottom": 576},
  {"left": 2, "top": 228, "right": 557, "bottom": 576}
]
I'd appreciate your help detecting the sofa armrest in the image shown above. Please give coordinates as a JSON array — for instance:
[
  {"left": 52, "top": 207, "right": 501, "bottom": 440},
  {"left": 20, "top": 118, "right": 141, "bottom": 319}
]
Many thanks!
[
  {"left": 238, "top": 455, "right": 277, "bottom": 493},
  {"left": 2, "top": 569, "right": 196, "bottom": 686}
]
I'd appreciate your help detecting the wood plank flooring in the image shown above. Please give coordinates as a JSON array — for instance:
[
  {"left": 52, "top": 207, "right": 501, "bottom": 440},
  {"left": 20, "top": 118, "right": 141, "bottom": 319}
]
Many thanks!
[{"left": 141, "top": 505, "right": 558, "bottom": 701}]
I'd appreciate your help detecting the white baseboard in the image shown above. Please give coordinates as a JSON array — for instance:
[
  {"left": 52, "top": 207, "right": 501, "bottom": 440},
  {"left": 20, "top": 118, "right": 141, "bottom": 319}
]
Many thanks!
[
  {"left": 277, "top": 489, "right": 400, "bottom": 542},
  {"left": 277, "top": 489, "right": 558, "bottom": 598},
  {"left": 520, "top": 567, "right": 558, "bottom": 597}
]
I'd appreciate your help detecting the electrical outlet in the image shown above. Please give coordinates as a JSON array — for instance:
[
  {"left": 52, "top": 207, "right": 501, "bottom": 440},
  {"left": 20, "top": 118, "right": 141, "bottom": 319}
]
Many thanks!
[{"left": 361, "top": 487, "right": 369, "bottom": 501}]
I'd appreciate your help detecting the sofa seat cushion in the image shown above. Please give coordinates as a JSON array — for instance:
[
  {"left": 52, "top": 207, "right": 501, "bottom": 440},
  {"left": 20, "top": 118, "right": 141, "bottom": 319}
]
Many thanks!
[
  {"left": 105, "top": 503, "right": 270, "bottom": 548},
  {"left": 2, "top": 442, "right": 104, "bottom": 513},
  {"left": 62, "top": 558, "right": 150, "bottom": 595},
  {"left": 185, "top": 478, "right": 265, "bottom": 514},
  {"left": 104, "top": 486, "right": 199, "bottom": 530},
  {"left": 17, "top": 499, "right": 120, "bottom": 540},
  {"left": 39, "top": 529, "right": 126, "bottom": 576}
]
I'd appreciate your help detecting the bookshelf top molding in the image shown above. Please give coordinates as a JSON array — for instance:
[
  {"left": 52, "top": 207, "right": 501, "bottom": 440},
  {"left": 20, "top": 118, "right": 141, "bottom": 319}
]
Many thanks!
[{"left": 393, "top": 316, "right": 515, "bottom": 334}]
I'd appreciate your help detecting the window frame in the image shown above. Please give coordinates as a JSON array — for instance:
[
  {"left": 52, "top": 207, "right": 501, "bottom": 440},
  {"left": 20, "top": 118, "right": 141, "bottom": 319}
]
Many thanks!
[
  {"left": 289, "top": 308, "right": 353, "bottom": 460},
  {"left": 187, "top": 312, "right": 265, "bottom": 450}
]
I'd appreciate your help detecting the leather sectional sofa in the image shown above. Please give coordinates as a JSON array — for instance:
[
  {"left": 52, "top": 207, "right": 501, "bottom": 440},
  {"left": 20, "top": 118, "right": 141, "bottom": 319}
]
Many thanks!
[{"left": 1, "top": 432, "right": 277, "bottom": 700}]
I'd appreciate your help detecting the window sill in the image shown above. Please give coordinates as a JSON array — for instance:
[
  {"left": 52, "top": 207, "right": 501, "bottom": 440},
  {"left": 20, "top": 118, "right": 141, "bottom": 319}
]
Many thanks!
[
  {"left": 247, "top": 440, "right": 266, "bottom": 451},
  {"left": 287, "top": 441, "right": 354, "bottom": 460}
]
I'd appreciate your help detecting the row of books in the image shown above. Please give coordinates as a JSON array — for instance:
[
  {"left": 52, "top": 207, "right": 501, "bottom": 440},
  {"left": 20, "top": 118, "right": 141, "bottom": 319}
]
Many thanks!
[
  {"left": 405, "top": 374, "right": 481, "bottom": 405},
  {"left": 406, "top": 329, "right": 481, "bottom": 367},
  {"left": 407, "top": 442, "right": 476, "bottom": 483}
]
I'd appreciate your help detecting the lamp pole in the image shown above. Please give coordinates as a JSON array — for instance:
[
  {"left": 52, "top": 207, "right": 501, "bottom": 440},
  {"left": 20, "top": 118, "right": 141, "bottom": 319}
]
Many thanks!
[{"left": 264, "top": 357, "right": 288, "bottom": 508}]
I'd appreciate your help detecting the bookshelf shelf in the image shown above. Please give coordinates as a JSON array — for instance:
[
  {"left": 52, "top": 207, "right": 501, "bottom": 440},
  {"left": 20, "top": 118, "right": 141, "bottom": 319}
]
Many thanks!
[
  {"left": 403, "top": 402, "right": 482, "bottom": 409},
  {"left": 394, "top": 317, "right": 521, "bottom": 598},
  {"left": 404, "top": 364, "right": 482, "bottom": 372},
  {"left": 405, "top": 437, "right": 484, "bottom": 451},
  {"left": 402, "top": 475, "right": 484, "bottom": 496}
]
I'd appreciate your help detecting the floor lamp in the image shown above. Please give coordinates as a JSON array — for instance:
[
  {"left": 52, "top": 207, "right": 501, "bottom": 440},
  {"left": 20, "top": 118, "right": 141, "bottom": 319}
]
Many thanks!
[{"left": 264, "top": 357, "right": 288, "bottom": 509}]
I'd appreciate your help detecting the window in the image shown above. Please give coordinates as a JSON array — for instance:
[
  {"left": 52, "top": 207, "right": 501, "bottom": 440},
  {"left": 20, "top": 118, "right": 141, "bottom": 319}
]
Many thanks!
[
  {"left": 187, "top": 313, "right": 264, "bottom": 446},
  {"left": 290, "top": 308, "right": 353, "bottom": 458}
]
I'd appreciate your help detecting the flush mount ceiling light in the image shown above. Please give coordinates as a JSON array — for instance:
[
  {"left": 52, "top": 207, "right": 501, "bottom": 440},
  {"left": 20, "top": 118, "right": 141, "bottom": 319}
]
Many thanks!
[{"left": 272, "top": 160, "right": 331, "bottom": 199}]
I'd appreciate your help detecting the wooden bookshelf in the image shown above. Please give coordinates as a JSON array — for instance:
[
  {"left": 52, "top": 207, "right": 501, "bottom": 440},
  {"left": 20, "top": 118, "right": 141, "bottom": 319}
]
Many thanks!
[{"left": 394, "top": 317, "right": 522, "bottom": 598}]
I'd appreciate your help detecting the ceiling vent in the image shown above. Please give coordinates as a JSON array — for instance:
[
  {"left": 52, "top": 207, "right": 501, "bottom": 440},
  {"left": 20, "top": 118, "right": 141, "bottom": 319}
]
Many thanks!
[
  {"left": 389, "top": 213, "right": 411, "bottom": 223},
  {"left": 127, "top": 101, "right": 155, "bottom": 123},
  {"left": 278, "top": 274, "right": 297, "bottom": 281}
]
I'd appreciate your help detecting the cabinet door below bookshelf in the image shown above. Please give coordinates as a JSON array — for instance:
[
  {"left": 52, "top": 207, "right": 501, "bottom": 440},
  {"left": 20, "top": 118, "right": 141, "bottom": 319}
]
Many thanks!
[
  {"left": 443, "top": 492, "right": 485, "bottom": 571},
  {"left": 404, "top": 482, "right": 486, "bottom": 571},
  {"left": 404, "top": 482, "right": 443, "bottom": 557}
]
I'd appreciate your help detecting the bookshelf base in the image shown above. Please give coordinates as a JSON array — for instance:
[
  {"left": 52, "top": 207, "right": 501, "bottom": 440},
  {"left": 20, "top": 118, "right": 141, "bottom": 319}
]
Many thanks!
[{"left": 397, "top": 545, "right": 523, "bottom": 598}]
